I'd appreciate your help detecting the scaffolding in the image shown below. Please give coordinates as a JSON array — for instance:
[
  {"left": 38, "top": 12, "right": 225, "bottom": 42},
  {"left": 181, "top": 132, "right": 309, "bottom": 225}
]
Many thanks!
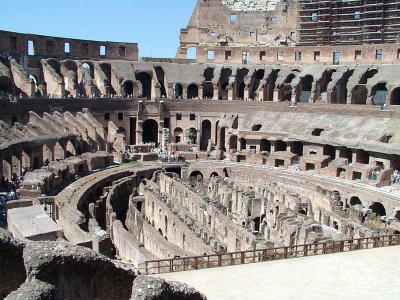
[{"left": 298, "top": 0, "right": 400, "bottom": 46}]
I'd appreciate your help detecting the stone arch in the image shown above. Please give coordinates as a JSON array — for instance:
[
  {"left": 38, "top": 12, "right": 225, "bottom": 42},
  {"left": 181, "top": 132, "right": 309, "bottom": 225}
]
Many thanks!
[
  {"left": 260, "top": 139, "right": 271, "bottom": 153},
  {"left": 173, "top": 83, "right": 183, "bottom": 98},
  {"left": 391, "top": 87, "right": 400, "bottom": 105},
  {"left": 186, "top": 47, "right": 197, "bottom": 59},
  {"left": 359, "top": 69, "right": 378, "bottom": 84},
  {"left": 265, "top": 69, "right": 280, "bottom": 101},
  {"left": 371, "top": 82, "right": 388, "bottom": 105},
  {"left": 154, "top": 66, "right": 167, "bottom": 97},
  {"left": 187, "top": 83, "right": 198, "bottom": 99},
  {"left": 100, "top": 63, "right": 116, "bottom": 95},
  {"left": 42, "top": 144, "right": 53, "bottom": 163},
  {"left": 142, "top": 119, "right": 158, "bottom": 144},
  {"left": 219, "top": 68, "right": 232, "bottom": 100},
  {"left": 135, "top": 72, "right": 152, "bottom": 99},
  {"left": 189, "top": 171, "right": 203, "bottom": 186},
  {"left": 369, "top": 202, "right": 386, "bottom": 217},
  {"left": 275, "top": 140, "right": 287, "bottom": 152},
  {"left": 250, "top": 69, "right": 265, "bottom": 100},
  {"left": 201, "top": 120, "right": 212, "bottom": 151},
  {"left": 236, "top": 68, "right": 249, "bottom": 100},
  {"left": 29, "top": 74, "right": 41, "bottom": 96},
  {"left": 173, "top": 127, "right": 183, "bottom": 143},
  {"left": 188, "top": 127, "right": 198, "bottom": 144},
  {"left": 351, "top": 85, "right": 368, "bottom": 105},
  {"left": 349, "top": 196, "right": 363, "bottom": 207},
  {"left": 66, "top": 140, "right": 76, "bottom": 157},
  {"left": 122, "top": 80, "right": 134, "bottom": 97},
  {"left": 54, "top": 141, "right": 65, "bottom": 160}
]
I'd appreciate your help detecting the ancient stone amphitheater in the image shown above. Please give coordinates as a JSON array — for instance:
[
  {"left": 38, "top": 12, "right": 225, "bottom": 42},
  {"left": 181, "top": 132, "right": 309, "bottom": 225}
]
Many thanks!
[{"left": 2, "top": 0, "right": 400, "bottom": 299}]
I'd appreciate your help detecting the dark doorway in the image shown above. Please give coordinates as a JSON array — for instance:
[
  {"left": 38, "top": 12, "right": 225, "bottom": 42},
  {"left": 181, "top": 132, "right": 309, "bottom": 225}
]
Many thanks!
[{"left": 142, "top": 119, "right": 158, "bottom": 144}]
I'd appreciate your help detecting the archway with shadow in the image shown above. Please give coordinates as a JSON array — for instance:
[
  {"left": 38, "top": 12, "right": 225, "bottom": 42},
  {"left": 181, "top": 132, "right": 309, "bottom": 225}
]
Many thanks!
[
  {"left": 187, "top": 84, "right": 199, "bottom": 99},
  {"left": 142, "top": 119, "right": 158, "bottom": 144},
  {"left": 136, "top": 72, "right": 152, "bottom": 99}
]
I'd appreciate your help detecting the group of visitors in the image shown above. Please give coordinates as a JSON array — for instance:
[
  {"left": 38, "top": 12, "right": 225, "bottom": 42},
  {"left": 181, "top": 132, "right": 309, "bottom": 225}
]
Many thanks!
[{"left": 158, "top": 150, "right": 185, "bottom": 163}]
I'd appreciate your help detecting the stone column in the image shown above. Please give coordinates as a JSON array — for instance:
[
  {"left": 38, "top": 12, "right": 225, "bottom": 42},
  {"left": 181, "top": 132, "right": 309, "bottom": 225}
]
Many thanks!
[
  {"left": 244, "top": 87, "right": 250, "bottom": 101},
  {"left": 228, "top": 89, "right": 233, "bottom": 101},
  {"left": 273, "top": 89, "right": 280, "bottom": 102},
  {"left": 213, "top": 87, "right": 219, "bottom": 100}
]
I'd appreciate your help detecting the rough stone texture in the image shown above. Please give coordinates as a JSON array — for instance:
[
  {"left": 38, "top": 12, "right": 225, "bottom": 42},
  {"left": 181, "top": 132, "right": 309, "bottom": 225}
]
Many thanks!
[
  {"left": 0, "top": 228, "right": 136, "bottom": 300},
  {"left": 0, "top": 229, "right": 26, "bottom": 299},
  {"left": 131, "top": 276, "right": 207, "bottom": 300}
]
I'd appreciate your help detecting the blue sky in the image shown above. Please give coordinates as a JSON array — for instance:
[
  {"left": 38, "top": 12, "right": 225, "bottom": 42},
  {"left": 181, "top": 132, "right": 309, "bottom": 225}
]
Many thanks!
[{"left": 2, "top": 0, "right": 198, "bottom": 58}]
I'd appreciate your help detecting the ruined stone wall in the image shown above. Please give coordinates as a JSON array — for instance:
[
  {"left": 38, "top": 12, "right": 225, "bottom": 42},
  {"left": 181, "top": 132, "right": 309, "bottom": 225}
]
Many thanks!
[
  {"left": 0, "top": 30, "right": 138, "bottom": 61},
  {"left": 144, "top": 189, "right": 215, "bottom": 255}
]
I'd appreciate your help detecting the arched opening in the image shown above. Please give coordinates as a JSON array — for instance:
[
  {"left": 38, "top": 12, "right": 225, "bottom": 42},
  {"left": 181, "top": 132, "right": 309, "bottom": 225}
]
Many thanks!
[
  {"left": 173, "top": 127, "right": 183, "bottom": 143},
  {"left": 351, "top": 85, "right": 368, "bottom": 105},
  {"left": 371, "top": 83, "right": 387, "bottom": 105},
  {"left": 123, "top": 81, "right": 134, "bottom": 97},
  {"left": 201, "top": 120, "right": 211, "bottom": 151},
  {"left": 359, "top": 69, "right": 378, "bottom": 84},
  {"left": 250, "top": 69, "right": 265, "bottom": 100},
  {"left": 173, "top": 83, "right": 183, "bottom": 99},
  {"left": 187, "top": 84, "right": 198, "bottom": 99},
  {"left": 369, "top": 202, "right": 386, "bottom": 217},
  {"left": 323, "top": 145, "right": 336, "bottom": 160},
  {"left": 186, "top": 47, "right": 197, "bottom": 59},
  {"left": 100, "top": 63, "right": 115, "bottom": 95},
  {"left": 219, "top": 68, "right": 232, "bottom": 100},
  {"left": 154, "top": 66, "right": 166, "bottom": 97},
  {"left": 291, "top": 141, "right": 303, "bottom": 156},
  {"left": 164, "top": 215, "right": 168, "bottom": 235},
  {"left": 339, "top": 146, "right": 352, "bottom": 163},
  {"left": 189, "top": 171, "right": 203, "bottom": 186},
  {"left": 142, "top": 119, "right": 158, "bottom": 144},
  {"left": 356, "top": 149, "right": 369, "bottom": 164},
  {"left": 260, "top": 139, "right": 271, "bottom": 153},
  {"left": 188, "top": 127, "right": 197, "bottom": 144},
  {"left": 66, "top": 140, "right": 76, "bottom": 157},
  {"left": 136, "top": 72, "right": 152, "bottom": 99},
  {"left": 54, "top": 142, "right": 65, "bottom": 160},
  {"left": 236, "top": 68, "right": 249, "bottom": 100},
  {"left": 203, "top": 82, "right": 214, "bottom": 99},
  {"left": 264, "top": 69, "right": 280, "bottom": 101},
  {"left": 391, "top": 87, "right": 400, "bottom": 105},
  {"left": 299, "top": 75, "right": 313, "bottom": 102},
  {"left": 29, "top": 75, "right": 41, "bottom": 96},
  {"left": 210, "top": 172, "right": 218, "bottom": 179},
  {"left": 275, "top": 140, "right": 287, "bottom": 152},
  {"left": 349, "top": 196, "right": 362, "bottom": 206}
]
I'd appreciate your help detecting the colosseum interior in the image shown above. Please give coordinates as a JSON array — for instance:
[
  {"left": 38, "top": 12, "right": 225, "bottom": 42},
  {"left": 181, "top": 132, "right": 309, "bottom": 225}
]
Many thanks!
[{"left": 2, "top": 0, "right": 400, "bottom": 299}]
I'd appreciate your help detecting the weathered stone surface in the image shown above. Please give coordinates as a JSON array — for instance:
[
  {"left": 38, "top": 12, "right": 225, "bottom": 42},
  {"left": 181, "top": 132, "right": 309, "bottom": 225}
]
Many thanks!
[
  {"left": 0, "top": 228, "right": 26, "bottom": 299},
  {"left": 131, "top": 276, "right": 207, "bottom": 300}
]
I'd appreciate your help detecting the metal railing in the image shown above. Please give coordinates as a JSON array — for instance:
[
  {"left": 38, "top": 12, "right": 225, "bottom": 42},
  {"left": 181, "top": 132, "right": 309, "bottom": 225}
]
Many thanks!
[{"left": 139, "top": 234, "right": 400, "bottom": 274}]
